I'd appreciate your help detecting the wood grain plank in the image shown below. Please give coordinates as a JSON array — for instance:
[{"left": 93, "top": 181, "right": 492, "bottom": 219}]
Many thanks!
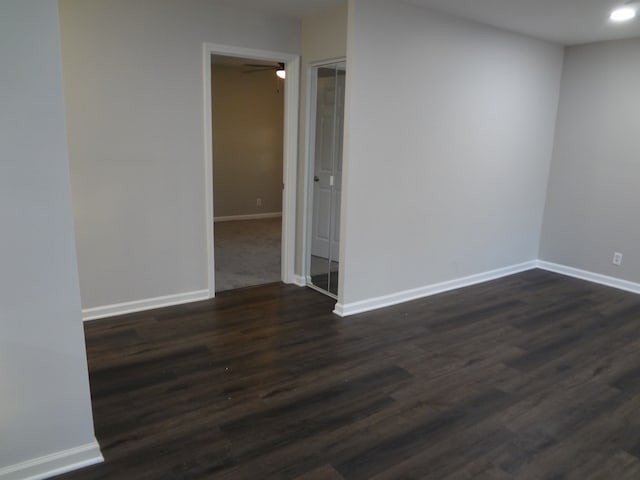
[{"left": 51, "top": 271, "right": 640, "bottom": 479}]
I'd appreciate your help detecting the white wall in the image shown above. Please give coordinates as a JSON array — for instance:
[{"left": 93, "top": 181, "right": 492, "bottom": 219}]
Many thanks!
[
  {"left": 58, "top": 0, "right": 300, "bottom": 310},
  {"left": 300, "top": 4, "right": 348, "bottom": 69},
  {"left": 339, "top": 0, "right": 564, "bottom": 306},
  {"left": 0, "top": 0, "right": 100, "bottom": 476},
  {"left": 297, "top": 5, "right": 348, "bottom": 273},
  {"left": 540, "top": 38, "right": 640, "bottom": 284}
]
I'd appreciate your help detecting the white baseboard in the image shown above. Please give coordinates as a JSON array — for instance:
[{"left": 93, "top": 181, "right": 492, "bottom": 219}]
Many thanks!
[
  {"left": 83, "top": 289, "right": 210, "bottom": 321},
  {"left": 292, "top": 274, "right": 306, "bottom": 287},
  {"left": 0, "top": 440, "right": 103, "bottom": 480},
  {"left": 214, "top": 212, "right": 282, "bottom": 223},
  {"left": 80, "top": 261, "right": 640, "bottom": 322},
  {"left": 333, "top": 261, "right": 538, "bottom": 317},
  {"left": 537, "top": 260, "right": 640, "bottom": 295}
]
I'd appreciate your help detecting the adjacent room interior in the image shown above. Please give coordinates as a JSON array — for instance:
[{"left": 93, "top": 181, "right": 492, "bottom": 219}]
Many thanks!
[
  {"left": 3, "top": 0, "right": 640, "bottom": 479},
  {"left": 211, "top": 55, "right": 285, "bottom": 292}
]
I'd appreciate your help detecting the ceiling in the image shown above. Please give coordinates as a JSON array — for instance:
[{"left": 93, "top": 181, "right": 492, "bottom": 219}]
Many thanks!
[
  {"left": 226, "top": 0, "right": 640, "bottom": 46},
  {"left": 406, "top": 0, "right": 640, "bottom": 45}
]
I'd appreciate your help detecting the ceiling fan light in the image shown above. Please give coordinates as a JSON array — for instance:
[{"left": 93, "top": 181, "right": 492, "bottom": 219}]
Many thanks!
[
  {"left": 610, "top": 6, "right": 637, "bottom": 22},
  {"left": 276, "top": 69, "right": 286, "bottom": 79}
]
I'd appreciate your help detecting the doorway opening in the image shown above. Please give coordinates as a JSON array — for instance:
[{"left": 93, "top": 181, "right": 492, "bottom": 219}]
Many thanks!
[
  {"left": 305, "top": 61, "right": 346, "bottom": 298},
  {"left": 211, "top": 55, "right": 284, "bottom": 292},
  {"left": 203, "top": 44, "right": 299, "bottom": 297}
]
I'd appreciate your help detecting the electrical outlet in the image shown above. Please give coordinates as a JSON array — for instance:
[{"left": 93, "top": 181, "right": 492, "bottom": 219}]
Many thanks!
[
  {"left": 613, "top": 252, "right": 623, "bottom": 266},
  {"left": 256, "top": 198, "right": 262, "bottom": 207}
]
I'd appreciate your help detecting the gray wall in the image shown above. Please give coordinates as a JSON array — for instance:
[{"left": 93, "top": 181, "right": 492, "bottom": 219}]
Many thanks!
[
  {"left": 59, "top": 0, "right": 300, "bottom": 310},
  {"left": 212, "top": 65, "right": 284, "bottom": 218},
  {"left": 340, "top": 0, "right": 564, "bottom": 305},
  {"left": 0, "top": 0, "right": 97, "bottom": 470},
  {"left": 540, "top": 38, "right": 640, "bottom": 282}
]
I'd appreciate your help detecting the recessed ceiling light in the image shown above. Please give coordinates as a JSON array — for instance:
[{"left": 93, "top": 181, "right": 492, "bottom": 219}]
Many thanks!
[{"left": 610, "top": 5, "right": 637, "bottom": 22}]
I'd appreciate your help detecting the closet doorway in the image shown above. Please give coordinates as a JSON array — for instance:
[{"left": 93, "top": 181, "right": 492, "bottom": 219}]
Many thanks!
[{"left": 306, "top": 61, "right": 346, "bottom": 298}]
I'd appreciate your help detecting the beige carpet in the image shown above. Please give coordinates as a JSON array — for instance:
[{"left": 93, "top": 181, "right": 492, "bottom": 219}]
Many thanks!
[{"left": 214, "top": 217, "right": 281, "bottom": 292}]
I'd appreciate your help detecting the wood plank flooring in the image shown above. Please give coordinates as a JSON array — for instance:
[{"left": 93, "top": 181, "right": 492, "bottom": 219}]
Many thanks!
[{"left": 52, "top": 269, "right": 640, "bottom": 479}]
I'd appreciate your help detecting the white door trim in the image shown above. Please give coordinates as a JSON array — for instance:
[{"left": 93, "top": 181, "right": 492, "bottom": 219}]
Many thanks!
[
  {"left": 203, "top": 43, "right": 300, "bottom": 298},
  {"left": 302, "top": 58, "right": 346, "bottom": 287}
]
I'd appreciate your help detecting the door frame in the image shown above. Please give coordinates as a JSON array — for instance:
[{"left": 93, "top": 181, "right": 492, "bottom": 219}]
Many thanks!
[
  {"left": 203, "top": 43, "right": 300, "bottom": 297},
  {"left": 302, "top": 58, "right": 346, "bottom": 296}
]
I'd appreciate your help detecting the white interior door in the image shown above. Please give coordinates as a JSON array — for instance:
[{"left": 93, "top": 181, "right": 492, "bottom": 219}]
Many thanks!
[
  {"left": 331, "top": 70, "right": 344, "bottom": 260},
  {"left": 311, "top": 68, "right": 344, "bottom": 260}
]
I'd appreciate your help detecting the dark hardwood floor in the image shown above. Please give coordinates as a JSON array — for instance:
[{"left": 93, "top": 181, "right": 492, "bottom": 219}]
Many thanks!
[{"left": 53, "top": 269, "right": 640, "bottom": 479}]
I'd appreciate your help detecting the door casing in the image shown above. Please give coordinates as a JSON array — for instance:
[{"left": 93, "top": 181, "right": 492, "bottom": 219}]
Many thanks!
[{"left": 203, "top": 43, "right": 300, "bottom": 297}]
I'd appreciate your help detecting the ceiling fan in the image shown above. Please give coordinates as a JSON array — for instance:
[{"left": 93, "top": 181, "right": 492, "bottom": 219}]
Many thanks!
[{"left": 243, "top": 62, "right": 286, "bottom": 79}]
